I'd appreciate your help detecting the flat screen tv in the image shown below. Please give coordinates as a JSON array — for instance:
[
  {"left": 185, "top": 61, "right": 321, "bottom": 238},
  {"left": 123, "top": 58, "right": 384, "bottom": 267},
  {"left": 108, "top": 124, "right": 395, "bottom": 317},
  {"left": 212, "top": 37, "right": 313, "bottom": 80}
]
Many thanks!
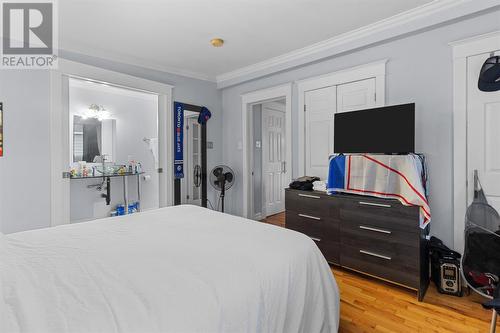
[{"left": 334, "top": 103, "right": 415, "bottom": 154}]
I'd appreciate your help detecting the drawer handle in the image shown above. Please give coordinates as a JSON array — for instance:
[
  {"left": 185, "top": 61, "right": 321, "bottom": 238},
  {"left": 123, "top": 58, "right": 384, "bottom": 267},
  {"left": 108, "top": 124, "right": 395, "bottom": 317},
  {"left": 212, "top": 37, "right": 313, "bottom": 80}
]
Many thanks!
[
  {"left": 359, "top": 225, "right": 392, "bottom": 234},
  {"left": 310, "top": 237, "right": 321, "bottom": 242},
  {"left": 359, "top": 250, "right": 392, "bottom": 261},
  {"left": 298, "top": 194, "right": 321, "bottom": 199},
  {"left": 298, "top": 213, "right": 321, "bottom": 221},
  {"left": 359, "top": 201, "right": 392, "bottom": 208}
]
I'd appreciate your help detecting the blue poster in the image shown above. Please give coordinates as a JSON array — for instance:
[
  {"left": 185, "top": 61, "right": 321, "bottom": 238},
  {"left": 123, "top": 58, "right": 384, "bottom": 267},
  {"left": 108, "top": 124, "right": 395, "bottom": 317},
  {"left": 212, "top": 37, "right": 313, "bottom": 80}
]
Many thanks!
[{"left": 174, "top": 102, "right": 184, "bottom": 179}]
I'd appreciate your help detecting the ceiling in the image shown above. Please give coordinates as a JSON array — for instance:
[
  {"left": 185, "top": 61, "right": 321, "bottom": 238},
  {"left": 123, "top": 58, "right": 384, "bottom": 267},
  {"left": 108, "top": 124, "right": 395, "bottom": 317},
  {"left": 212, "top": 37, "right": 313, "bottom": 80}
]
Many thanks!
[{"left": 60, "top": 0, "right": 435, "bottom": 81}]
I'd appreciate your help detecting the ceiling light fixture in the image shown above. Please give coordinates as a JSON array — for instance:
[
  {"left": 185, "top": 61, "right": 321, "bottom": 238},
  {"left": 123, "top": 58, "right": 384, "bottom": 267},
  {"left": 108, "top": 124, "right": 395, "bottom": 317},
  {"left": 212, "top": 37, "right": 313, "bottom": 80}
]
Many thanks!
[{"left": 210, "top": 38, "right": 224, "bottom": 47}]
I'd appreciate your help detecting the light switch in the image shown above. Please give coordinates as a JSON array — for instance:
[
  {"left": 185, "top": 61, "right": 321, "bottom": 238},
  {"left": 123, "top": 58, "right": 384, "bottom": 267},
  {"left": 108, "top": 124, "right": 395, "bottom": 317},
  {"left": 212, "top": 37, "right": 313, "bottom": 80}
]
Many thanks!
[
  {"left": 255, "top": 141, "right": 261, "bottom": 148},
  {"left": 237, "top": 141, "right": 243, "bottom": 150}
]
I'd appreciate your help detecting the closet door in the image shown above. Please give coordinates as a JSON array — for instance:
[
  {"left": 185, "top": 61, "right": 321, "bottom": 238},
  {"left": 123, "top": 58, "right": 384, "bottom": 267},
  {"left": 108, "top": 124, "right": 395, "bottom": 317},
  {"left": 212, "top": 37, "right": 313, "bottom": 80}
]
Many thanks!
[
  {"left": 304, "top": 86, "right": 336, "bottom": 180},
  {"left": 337, "top": 78, "right": 377, "bottom": 113},
  {"left": 467, "top": 52, "right": 500, "bottom": 212}
]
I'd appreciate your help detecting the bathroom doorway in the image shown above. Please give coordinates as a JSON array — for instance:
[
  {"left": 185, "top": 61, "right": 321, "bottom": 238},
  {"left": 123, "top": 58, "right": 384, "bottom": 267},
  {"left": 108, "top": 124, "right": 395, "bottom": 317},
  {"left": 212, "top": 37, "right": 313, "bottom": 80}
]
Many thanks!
[
  {"left": 50, "top": 60, "right": 174, "bottom": 227},
  {"left": 68, "top": 78, "right": 161, "bottom": 222}
]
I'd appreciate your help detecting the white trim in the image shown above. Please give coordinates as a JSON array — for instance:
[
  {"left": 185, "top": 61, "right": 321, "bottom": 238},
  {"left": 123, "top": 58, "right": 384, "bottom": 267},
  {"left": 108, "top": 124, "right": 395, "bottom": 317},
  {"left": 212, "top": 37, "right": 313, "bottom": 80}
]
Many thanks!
[
  {"left": 241, "top": 83, "right": 292, "bottom": 219},
  {"left": 451, "top": 31, "right": 500, "bottom": 253},
  {"left": 297, "top": 60, "right": 387, "bottom": 176},
  {"left": 216, "top": 0, "right": 500, "bottom": 88},
  {"left": 50, "top": 59, "right": 174, "bottom": 227}
]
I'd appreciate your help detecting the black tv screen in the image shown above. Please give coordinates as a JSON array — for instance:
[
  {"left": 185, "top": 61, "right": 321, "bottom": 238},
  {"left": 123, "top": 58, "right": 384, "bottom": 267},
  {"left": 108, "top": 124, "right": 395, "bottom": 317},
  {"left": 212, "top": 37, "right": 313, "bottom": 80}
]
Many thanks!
[{"left": 334, "top": 103, "right": 415, "bottom": 154}]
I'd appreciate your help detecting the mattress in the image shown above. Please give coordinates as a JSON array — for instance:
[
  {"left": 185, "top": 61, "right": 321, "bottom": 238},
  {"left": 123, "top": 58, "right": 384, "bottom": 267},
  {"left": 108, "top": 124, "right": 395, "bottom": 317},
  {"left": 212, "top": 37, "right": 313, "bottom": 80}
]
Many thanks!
[{"left": 0, "top": 205, "right": 339, "bottom": 333}]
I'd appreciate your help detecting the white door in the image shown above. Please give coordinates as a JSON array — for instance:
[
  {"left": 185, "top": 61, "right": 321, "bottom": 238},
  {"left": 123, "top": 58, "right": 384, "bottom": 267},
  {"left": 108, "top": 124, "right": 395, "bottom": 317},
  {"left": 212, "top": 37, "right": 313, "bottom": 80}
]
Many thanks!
[
  {"left": 262, "top": 105, "right": 286, "bottom": 216},
  {"left": 304, "top": 86, "right": 336, "bottom": 179},
  {"left": 467, "top": 52, "right": 500, "bottom": 213},
  {"left": 182, "top": 116, "right": 202, "bottom": 205},
  {"left": 337, "top": 78, "right": 377, "bottom": 113}
]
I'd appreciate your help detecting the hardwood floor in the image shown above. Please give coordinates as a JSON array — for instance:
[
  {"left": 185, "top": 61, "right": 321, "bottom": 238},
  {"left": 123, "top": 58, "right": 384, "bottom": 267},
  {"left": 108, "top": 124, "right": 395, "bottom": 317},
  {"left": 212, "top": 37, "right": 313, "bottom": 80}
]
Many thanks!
[{"left": 263, "top": 212, "right": 499, "bottom": 333}]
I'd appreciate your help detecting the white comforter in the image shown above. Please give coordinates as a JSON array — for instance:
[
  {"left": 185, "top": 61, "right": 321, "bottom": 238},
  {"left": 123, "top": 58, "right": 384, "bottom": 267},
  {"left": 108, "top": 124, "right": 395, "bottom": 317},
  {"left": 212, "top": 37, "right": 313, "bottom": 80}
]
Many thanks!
[{"left": 0, "top": 205, "right": 339, "bottom": 333}]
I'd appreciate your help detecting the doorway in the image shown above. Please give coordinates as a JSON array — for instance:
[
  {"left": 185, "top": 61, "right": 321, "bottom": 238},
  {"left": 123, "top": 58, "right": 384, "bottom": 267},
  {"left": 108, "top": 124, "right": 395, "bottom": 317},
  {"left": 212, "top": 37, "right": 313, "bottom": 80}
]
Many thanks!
[
  {"left": 68, "top": 78, "right": 160, "bottom": 222},
  {"left": 173, "top": 102, "right": 208, "bottom": 208},
  {"left": 241, "top": 83, "right": 292, "bottom": 220},
  {"left": 252, "top": 100, "right": 287, "bottom": 219},
  {"left": 452, "top": 31, "right": 500, "bottom": 253},
  {"left": 467, "top": 51, "right": 500, "bottom": 214},
  {"left": 50, "top": 59, "right": 174, "bottom": 227}
]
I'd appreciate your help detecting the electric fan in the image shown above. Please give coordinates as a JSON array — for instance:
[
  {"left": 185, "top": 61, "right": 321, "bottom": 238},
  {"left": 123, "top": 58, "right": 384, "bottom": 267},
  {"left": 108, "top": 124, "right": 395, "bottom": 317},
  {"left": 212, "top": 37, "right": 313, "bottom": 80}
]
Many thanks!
[{"left": 209, "top": 165, "right": 235, "bottom": 213}]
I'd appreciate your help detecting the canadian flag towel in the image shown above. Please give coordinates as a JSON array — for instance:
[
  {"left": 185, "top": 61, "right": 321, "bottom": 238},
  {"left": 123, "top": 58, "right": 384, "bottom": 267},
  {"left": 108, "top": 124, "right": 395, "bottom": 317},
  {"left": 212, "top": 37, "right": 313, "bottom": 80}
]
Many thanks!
[{"left": 327, "top": 154, "right": 430, "bottom": 229}]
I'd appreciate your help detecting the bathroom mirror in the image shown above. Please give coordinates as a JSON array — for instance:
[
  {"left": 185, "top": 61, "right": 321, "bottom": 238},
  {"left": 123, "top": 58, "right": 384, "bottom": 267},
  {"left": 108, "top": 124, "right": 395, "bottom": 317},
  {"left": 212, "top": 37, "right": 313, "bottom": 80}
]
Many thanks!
[{"left": 72, "top": 115, "right": 116, "bottom": 163}]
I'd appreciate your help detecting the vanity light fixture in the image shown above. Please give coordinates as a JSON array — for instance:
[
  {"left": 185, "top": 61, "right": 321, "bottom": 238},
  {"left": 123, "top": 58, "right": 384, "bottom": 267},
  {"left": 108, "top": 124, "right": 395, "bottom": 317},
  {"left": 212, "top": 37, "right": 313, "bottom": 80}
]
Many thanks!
[{"left": 81, "top": 104, "right": 110, "bottom": 121}]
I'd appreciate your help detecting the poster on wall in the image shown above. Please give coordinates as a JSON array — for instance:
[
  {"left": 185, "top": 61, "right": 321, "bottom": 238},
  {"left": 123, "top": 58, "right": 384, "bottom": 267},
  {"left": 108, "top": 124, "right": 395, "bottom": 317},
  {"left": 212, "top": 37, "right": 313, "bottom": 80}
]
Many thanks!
[
  {"left": 0, "top": 102, "right": 3, "bottom": 157},
  {"left": 173, "top": 102, "right": 184, "bottom": 178}
]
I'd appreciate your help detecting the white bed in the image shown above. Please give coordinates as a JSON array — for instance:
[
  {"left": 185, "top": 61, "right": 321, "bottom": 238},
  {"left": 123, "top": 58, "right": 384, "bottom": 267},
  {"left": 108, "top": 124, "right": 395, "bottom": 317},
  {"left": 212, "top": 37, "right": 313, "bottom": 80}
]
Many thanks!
[{"left": 0, "top": 205, "right": 339, "bottom": 333}]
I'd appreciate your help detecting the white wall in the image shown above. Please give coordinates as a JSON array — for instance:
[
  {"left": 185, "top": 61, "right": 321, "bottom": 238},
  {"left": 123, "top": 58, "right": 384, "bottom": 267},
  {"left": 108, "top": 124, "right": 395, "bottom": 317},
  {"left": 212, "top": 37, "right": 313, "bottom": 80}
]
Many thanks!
[
  {"left": 0, "top": 55, "right": 222, "bottom": 234},
  {"left": 221, "top": 9, "right": 500, "bottom": 247}
]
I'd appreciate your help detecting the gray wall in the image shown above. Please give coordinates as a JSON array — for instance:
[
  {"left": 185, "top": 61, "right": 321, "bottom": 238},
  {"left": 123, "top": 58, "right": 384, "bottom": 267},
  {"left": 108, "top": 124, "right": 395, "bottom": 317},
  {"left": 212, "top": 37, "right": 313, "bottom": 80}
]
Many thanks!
[
  {"left": 0, "top": 53, "right": 222, "bottom": 234},
  {"left": 221, "top": 9, "right": 500, "bottom": 247},
  {"left": 0, "top": 71, "right": 51, "bottom": 234}
]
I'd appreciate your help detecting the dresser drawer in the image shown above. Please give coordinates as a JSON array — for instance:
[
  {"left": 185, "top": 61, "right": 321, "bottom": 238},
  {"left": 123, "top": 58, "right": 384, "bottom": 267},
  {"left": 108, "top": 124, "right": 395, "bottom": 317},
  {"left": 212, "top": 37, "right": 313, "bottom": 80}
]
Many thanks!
[
  {"left": 344, "top": 197, "right": 419, "bottom": 218},
  {"left": 341, "top": 219, "right": 419, "bottom": 248},
  {"left": 340, "top": 203, "right": 419, "bottom": 234},
  {"left": 285, "top": 190, "right": 333, "bottom": 218},
  {"left": 341, "top": 244, "right": 419, "bottom": 289},
  {"left": 286, "top": 212, "right": 340, "bottom": 265},
  {"left": 341, "top": 227, "right": 419, "bottom": 267},
  {"left": 285, "top": 211, "right": 339, "bottom": 242}
]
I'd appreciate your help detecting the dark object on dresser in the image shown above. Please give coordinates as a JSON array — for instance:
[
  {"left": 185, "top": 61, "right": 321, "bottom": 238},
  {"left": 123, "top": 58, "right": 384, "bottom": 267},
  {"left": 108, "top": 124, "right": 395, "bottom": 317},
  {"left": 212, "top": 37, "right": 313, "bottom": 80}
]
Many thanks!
[
  {"left": 289, "top": 176, "right": 320, "bottom": 191},
  {"left": 285, "top": 188, "right": 430, "bottom": 301}
]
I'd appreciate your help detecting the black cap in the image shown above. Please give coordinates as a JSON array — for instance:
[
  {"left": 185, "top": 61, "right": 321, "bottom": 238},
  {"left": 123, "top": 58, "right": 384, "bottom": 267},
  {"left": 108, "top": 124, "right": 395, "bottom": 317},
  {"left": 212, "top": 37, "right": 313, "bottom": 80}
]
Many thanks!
[{"left": 478, "top": 55, "right": 500, "bottom": 92}]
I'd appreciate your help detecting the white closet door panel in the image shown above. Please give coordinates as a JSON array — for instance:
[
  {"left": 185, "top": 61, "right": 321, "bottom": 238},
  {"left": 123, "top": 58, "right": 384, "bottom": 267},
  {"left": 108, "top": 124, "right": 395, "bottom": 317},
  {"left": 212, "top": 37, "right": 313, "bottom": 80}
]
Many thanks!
[
  {"left": 467, "top": 52, "right": 500, "bottom": 214},
  {"left": 305, "top": 86, "right": 336, "bottom": 179},
  {"left": 337, "top": 78, "right": 376, "bottom": 113}
]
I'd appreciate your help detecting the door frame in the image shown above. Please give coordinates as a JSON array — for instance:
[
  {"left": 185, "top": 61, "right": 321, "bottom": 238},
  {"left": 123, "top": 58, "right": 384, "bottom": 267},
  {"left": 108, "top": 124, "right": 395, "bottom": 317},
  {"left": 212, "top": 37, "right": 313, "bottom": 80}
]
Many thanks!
[
  {"left": 50, "top": 59, "right": 174, "bottom": 227},
  {"left": 451, "top": 30, "right": 500, "bottom": 253},
  {"left": 241, "top": 83, "right": 292, "bottom": 219},
  {"left": 296, "top": 60, "right": 387, "bottom": 176}
]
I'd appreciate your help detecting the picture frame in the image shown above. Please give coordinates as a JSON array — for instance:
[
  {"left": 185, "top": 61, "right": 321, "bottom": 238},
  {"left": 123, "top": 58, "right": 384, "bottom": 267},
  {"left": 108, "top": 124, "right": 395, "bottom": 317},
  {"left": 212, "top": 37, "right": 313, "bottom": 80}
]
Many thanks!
[{"left": 0, "top": 102, "right": 3, "bottom": 157}]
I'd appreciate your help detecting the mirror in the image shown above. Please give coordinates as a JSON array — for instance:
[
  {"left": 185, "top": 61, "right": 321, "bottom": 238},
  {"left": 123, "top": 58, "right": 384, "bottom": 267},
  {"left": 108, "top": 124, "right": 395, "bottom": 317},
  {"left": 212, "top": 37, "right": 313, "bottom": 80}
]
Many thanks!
[{"left": 72, "top": 115, "right": 116, "bottom": 163}]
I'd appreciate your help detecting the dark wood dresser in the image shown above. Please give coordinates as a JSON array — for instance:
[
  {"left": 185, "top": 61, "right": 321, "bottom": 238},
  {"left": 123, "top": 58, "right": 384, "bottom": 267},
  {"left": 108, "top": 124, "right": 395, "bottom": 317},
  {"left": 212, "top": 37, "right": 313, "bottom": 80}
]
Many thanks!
[{"left": 285, "top": 188, "right": 430, "bottom": 301}]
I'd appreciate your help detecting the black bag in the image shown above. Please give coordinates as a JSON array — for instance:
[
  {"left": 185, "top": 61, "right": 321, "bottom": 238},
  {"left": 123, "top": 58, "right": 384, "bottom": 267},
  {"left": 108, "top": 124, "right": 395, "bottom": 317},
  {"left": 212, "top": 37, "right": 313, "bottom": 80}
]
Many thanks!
[{"left": 428, "top": 236, "right": 461, "bottom": 289}]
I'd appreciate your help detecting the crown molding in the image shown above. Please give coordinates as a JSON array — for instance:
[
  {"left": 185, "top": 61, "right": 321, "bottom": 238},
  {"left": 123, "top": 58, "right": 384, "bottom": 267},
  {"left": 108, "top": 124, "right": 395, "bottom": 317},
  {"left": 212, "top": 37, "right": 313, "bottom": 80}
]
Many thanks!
[
  {"left": 60, "top": 47, "right": 216, "bottom": 83},
  {"left": 216, "top": 0, "right": 500, "bottom": 89},
  {"left": 449, "top": 30, "right": 500, "bottom": 59}
]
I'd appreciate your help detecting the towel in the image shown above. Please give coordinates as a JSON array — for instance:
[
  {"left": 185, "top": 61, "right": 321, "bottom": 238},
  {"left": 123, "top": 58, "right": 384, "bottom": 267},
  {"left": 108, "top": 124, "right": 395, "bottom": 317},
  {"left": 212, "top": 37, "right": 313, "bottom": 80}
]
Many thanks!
[
  {"left": 313, "top": 180, "right": 327, "bottom": 192},
  {"left": 146, "top": 138, "right": 159, "bottom": 168},
  {"left": 327, "top": 154, "right": 430, "bottom": 228}
]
